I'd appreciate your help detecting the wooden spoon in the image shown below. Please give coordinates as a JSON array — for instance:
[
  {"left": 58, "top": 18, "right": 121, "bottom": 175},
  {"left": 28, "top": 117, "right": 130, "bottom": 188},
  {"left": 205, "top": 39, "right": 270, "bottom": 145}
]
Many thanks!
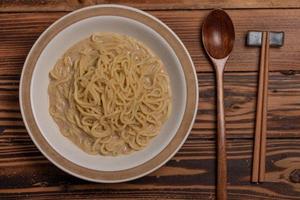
[{"left": 202, "top": 9, "right": 235, "bottom": 200}]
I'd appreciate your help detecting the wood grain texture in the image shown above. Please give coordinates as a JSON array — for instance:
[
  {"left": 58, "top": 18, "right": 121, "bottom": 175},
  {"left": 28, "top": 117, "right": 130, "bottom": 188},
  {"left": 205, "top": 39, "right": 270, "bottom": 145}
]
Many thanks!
[
  {"left": 1, "top": 0, "right": 300, "bottom": 12},
  {"left": 0, "top": 71, "right": 299, "bottom": 139},
  {"left": 0, "top": 3, "right": 300, "bottom": 200},
  {"left": 1, "top": 10, "right": 300, "bottom": 73},
  {"left": 1, "top": 137, "right": 300, "bottom": 199}
]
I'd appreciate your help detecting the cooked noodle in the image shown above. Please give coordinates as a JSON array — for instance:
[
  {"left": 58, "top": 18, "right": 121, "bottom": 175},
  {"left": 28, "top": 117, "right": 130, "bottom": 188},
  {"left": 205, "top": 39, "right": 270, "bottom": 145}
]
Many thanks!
[{"left": 48, "top": 33, "right": 172, "bottom": 156}]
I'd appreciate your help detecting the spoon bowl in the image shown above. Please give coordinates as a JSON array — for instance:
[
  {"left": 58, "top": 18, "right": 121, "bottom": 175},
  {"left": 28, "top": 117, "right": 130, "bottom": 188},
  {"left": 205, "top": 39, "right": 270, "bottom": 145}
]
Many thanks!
[{"left": 202, "top": 9, "right": 235, "bottom": 59}]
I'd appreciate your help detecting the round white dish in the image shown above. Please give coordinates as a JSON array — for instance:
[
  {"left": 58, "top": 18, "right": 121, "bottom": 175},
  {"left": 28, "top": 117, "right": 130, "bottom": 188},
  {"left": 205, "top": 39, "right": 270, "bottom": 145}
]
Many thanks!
[{"left": 20, "top": 4, "right": 198, "bottom": 183}]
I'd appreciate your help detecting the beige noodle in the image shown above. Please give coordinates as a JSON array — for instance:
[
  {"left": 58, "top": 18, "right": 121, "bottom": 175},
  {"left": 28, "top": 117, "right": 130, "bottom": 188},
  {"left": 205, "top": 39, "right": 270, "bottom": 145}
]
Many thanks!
[{"left": 48, "top": 33, "right": 172, "bottom": 156}]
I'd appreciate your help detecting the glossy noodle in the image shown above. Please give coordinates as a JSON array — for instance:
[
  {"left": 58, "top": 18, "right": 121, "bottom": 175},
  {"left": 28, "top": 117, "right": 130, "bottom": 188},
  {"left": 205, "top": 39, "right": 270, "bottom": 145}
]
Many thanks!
[{"left": 48, "top": 33, "right": 172, "bottom": 156}]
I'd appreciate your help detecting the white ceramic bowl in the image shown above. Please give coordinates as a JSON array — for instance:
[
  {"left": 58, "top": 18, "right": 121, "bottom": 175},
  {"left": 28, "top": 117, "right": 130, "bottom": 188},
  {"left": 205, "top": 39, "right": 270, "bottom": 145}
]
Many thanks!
[{"left": 20, "top": 5, "right": 198, "bottom": 182}]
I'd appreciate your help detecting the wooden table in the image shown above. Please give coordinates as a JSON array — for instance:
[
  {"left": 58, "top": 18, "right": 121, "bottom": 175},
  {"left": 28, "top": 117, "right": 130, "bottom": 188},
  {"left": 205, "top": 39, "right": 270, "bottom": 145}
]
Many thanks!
[{"left": 1, "top": 1, "right": 300, "bottom": 199}]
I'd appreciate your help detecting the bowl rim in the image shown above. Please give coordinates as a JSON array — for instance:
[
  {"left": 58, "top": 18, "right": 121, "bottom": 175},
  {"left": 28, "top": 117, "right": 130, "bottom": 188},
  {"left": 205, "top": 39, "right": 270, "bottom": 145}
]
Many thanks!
[{"left": 19, "top": 4, "right": 198, "bottom": 183}]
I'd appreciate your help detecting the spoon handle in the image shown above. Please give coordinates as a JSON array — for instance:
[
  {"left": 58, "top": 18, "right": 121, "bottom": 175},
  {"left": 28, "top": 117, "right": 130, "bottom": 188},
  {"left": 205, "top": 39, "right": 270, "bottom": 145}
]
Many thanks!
[
  {"left": 212, "top": 57, "right": 228, "bottom": 200},
  {"left": 216, "top": 68, "right": 227, "bottom": 200}
]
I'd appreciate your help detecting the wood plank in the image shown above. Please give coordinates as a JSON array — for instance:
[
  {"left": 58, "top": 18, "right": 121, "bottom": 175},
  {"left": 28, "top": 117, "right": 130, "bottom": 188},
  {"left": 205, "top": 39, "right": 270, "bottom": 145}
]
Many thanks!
[
  {"left": 1, "top": 10, "right": 300, "bottom": 73},
  {"left": 0, "top": 139, "right": 300, "bottom": 199},
  {"left": 1, "top": 0, "right": 300, "bottom": 12},
  {"left": 0, "top": 70, "right": 299, "bottom": 138},
  {"left": 1, "top": 2, "right": 299, "bottom": 200},
  {"left": 196, "top": 71, "right": 300, "bottom": 138}
]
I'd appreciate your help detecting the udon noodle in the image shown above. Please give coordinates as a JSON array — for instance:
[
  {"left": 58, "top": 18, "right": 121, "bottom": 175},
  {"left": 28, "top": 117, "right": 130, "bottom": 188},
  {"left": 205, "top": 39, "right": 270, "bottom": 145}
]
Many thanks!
[{"left": 48, "top": 33, "right": 172, "bottom": 156}]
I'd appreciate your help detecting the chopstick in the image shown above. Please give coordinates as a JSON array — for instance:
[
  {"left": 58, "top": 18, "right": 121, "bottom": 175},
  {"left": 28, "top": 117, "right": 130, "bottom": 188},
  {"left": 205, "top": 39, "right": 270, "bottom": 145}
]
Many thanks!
[
  {"left": 252, "top": 31, "right": 268, "bottom": 183},
  {"left": 259, "top": 32, "right": 270, "bottom": 182}
]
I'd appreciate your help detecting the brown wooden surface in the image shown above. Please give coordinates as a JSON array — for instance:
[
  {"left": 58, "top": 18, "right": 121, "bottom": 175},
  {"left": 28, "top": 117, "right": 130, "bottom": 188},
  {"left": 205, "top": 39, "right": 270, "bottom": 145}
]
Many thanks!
[
  {"left": 1, "top": 0, "right": 300, "bottom": 12},
  {"left": 1, "top": 1, "right": 300, "bottom": 200}
]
